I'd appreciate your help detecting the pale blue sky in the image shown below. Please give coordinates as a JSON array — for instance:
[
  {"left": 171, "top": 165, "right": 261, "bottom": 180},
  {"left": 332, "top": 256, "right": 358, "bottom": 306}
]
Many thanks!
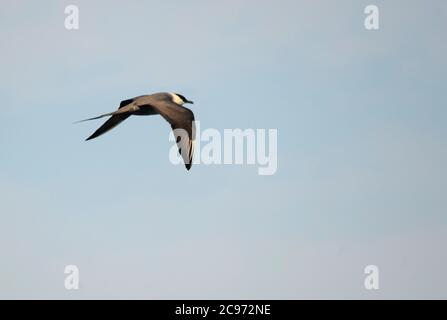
[{"left": 0, "top": 0, "right": 446, "bottom": 299}]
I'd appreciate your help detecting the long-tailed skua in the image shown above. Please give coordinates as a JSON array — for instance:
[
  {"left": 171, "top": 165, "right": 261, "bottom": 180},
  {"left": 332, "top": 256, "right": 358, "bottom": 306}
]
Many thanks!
[{"left": 78, "top": 92, "right": 195, "bottom": 170}]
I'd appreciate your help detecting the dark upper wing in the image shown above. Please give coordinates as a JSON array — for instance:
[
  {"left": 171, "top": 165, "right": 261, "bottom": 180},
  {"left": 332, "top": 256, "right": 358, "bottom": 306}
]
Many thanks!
[
  {"left": 119, "top": 98, "right": 134, "bottom": 109},
  {"left": 85, "top": 113, "right": 131, "bottom": 141},
  {"left": 171, "top": 114, "right": 196, "bottom": 170},
  {"left": 155, "top": 101, "right": 196, "bottom": 170}
]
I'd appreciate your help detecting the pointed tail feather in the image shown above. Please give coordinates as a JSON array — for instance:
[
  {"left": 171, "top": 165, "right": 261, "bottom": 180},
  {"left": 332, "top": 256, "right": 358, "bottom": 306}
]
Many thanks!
[{"left": 73, "top": 111, "right": 118, "bottom": 124}]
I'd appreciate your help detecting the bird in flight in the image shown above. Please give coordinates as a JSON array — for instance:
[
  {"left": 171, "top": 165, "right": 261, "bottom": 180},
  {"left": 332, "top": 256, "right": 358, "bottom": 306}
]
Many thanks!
[{"left": 78, "top": 92, "right": 196, "bottom": 170}]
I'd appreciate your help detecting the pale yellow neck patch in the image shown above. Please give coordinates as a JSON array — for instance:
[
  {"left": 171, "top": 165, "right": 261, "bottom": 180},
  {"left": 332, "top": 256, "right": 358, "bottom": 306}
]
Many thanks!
[{"left": 170, "top": 93, "right": 184, "bottom": 105}]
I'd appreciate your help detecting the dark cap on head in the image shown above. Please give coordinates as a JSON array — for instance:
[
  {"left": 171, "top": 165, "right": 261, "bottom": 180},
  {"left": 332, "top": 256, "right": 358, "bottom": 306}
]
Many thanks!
[{"left": 175, "top": 93, "right": 193, "bottom": 104}]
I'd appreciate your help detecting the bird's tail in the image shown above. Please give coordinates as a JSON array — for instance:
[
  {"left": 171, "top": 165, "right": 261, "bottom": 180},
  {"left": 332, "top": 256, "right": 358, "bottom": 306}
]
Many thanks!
[{"left": 73, "top": 110, "right": 121, "bottom": 124}]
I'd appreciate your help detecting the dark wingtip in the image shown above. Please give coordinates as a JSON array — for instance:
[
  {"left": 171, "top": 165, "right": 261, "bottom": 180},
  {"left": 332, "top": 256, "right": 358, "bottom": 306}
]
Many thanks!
[
  {"left": 185, "top": 164, "right": 192, "bottom": 171},
  {"left": 85, "top": 131, "right": 102, "bottom": 141}
]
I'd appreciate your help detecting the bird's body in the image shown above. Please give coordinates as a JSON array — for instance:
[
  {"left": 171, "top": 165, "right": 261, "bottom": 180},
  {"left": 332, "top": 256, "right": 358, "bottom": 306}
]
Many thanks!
[{"left": 79, "top": 92, "right": 196, "bottom": 170}]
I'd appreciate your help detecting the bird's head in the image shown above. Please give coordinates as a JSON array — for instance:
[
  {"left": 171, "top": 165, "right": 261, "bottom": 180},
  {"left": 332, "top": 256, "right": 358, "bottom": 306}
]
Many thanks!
[{"left": 171, "top": 93, "right": 194, "bottom": 105}]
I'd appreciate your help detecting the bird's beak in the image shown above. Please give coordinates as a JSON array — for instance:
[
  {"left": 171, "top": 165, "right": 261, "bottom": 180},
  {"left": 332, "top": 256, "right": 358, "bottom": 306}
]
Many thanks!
[{"left": 186, "top": 100, "right": 194, "bottom": 104}]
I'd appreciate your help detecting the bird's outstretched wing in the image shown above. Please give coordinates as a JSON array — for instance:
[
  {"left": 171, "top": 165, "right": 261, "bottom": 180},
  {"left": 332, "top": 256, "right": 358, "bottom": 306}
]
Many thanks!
[
  {"left": 171, "top": 116, "right": 196, "bottom": 170},
  {"left": 81, "top": 98, "right": 135, "bottom": 141},
  {"left": 118, "top": 98, "right": 134, "bottom": 109},
  {"left": 155, "top": 102, "right": 196, "bottom": 170},
  {"left": 85, "top": 113, "right": 131, "bottom": 141}
]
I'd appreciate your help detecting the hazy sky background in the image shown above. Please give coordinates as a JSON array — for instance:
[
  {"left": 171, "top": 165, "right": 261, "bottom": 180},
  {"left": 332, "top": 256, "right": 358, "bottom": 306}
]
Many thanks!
[{"left": 1, "top": 0, "right": 446, "bottom": 299}]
